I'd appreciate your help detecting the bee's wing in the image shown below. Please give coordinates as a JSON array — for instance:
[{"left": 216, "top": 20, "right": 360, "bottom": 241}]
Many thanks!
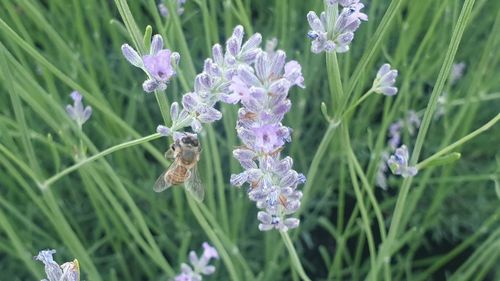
[
  {"left": 185, "top": 164, "right": 204, "bottom": 202},
  {"left": 153, "top": 161, "right": 177, "bottom": 192}
]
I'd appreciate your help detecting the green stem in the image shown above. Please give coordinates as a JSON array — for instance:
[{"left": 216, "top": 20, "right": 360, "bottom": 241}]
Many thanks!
[
  {"left": 186, "top": 195, "right": 241, "bottom": 281},
  {"left": 416, "top": 113, "right": 500, "bottom": 169},
  {"left": 41, "top": 133, "right": 162, "bottom": 188},
  {"left": 341, "top": 89, "right": 374, "bottom": 119},
  {"left": 299, "top": 122, "right": 338, "bottom": 213},
  {"left": 326, "top": 52, "right": 345, "bottom": 117},
  {"left": 154, "top": 90, "right": 171, "bottom": 125},
  {"left": 367, "top": 0, "right": 477, "bottom": 279},
  {"left": 281, "top": 231, "right": 312, "bottom": 281}
]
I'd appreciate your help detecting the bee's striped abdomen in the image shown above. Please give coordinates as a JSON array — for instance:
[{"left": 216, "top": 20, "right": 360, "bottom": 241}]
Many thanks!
[{"left": 166, "top": 165, "right": 189, "bottom": 185}]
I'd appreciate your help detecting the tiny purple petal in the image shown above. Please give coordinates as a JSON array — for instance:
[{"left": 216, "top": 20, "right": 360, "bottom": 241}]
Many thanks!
[
  {"left": 202, "top": 242, "right": 219, "bottom": 260},
  {"left": 156, "top": 125, "right": 171, "bottom": 136},
  {"left": 121, "top": 44, "right": 144, "bottom": 68},
  {"left": 150, "top": 34, "right": 164, "bottom": 55}
]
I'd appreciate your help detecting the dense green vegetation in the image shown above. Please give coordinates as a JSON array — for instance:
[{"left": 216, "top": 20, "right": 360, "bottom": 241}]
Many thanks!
[{"left": 0, "top": 0, "right": 499, "bottom": 280}]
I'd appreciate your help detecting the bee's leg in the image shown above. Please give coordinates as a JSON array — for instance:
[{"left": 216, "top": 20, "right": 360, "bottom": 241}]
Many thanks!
[{"left": 165, "top": 146, "right": 175, "bottom": 160}]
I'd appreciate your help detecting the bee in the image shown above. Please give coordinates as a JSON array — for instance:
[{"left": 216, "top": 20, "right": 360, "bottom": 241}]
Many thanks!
[{"left": 154, "top": 133, "right": 204, "bottom": 202}]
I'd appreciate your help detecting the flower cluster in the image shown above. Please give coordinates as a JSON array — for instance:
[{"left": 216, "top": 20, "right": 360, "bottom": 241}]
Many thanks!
[
  {"left": 387, "top": 145, "right": 418, "bottom": 178},
  {"left": 158, "top": 0, "right": 186, "bottom": 18},
  {"left": 376, "top": 111, "right": 420, "bottom": 188},
  {"left": 34, "top": 249, "right": 80, "bottom": 281},
  {"left": 387, "top": 110, "right": 420, "bottom": 149},
  {"left": 174, "top": 243, "right": 219, "bottom": 281},
  {"left": 307, "top": 0, "right": 367, "bottom": 53},
  {"left": 372, "top": 63, "right": 398, "bottom": 96},
  {"left": 66, "top": 91, "right": 92, "bottom": 127},
  {"left": 228, "top": 46, "right": 306, "bottom": 231},
  {"left": 122, "top": 34, "right": 180, "bottom": 93},
  {"left": 157, "top": 25, "right": 262, "bottom": 134}
]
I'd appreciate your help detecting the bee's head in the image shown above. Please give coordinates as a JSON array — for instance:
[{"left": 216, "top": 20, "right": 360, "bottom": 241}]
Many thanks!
[{"left": 180, "top": 134, "right": 199, "bottom": 147}]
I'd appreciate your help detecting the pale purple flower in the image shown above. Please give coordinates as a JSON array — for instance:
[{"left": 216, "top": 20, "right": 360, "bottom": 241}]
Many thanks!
[
  {"left": 66, "top": 91, "right": 92, "bottom": 127},
  {"left": 372, "top": 63, "right": 398, "bottom": 96},
  {"left": 338, "top": 0, "right": 361, "bottom": 6},
  {"left": 34, "top": 249, "right": 80, "bottom": 281},
  {"left": 258, "top": 210, "right": 300, "bottom": 231},
  {"left": 158, "top": 0, "right": 186, "bottom": 18},
  {"left": 121, "top": 34, "right": 180, "bottom": 93},
  {"left": 387, "top": 110, "right": 421, "bottom": 149},
  {"left": 228, "top": 49, "right": 305, "bottom": 231},
  {"left": 387, "top": 145, "right": 418, "bottom": 178},
  {"left": 164, "top": 25, "right": 263, "bottom": 133},
  {"left": 174, "top": 243, "right": 218, "bottom": 281},
  {"left": 306, "top": 11, "right": 335, "bottom": 53},
  {"left": 307, "top": 1, "right": 367, "bottom": 53},
  {"left": 388, "top": 120, "right": 403, "bottom": 149}
]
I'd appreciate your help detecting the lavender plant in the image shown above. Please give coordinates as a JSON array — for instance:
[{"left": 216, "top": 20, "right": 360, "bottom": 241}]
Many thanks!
[
  {"left": 228, "top": 49, "right": 306, "bottom": 231},
  {"left": 121, "top": 35, "right": 180, "bottom": 93},
  {"left": 65, "top": 91, "right": 92, "bottom": 128},
  {"left": 174, "top": 243, "right": 219, "bottom": 281},
  {"left": 34, "top": 250, "right": 80, "bottom": 281},
  {"left": 1, "top": 0, "right": 500, "bottom": 280},
  {"left": 307, "top": 0, "right": 367, "bottom": 53}
]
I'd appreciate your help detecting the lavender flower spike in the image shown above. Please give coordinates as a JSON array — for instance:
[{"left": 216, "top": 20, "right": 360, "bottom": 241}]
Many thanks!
[
  {"left": 174, "top": 25, "right": 262, "bottom": 133},
  {"left": 387, "top": 145, "right": 418, "bottom": 178},
  {"left": 66, "top": 91, "right": 92, "bottom": 127},
  {"left": 307, "top": 1, "right": 367, "bottom": 54},
  {"left": 34, "top": 249, "right": 80, "bottom": 281},
  {"left": 228, "top": 48, "right": 306, "bottom": 231},
  {"left": 158, "top": 0, "right": 187, "bottom": 18},
  {"left": 174, "top": 243, "right": 219, "bottom": 281},
  {"left": 121, "top": 34, "right": 180, "bottom": 93},
  {"left": 372, "top": 63, "right": 398, "bottom": 96}
]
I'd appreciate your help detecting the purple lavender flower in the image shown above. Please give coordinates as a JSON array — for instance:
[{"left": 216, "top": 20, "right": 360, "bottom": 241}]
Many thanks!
[
  {"left": 34, "top": 249, "right": 80, "bottom": 281},
  {"left": 388, "top": 120, "right": 403, "bottom": 149},
  {"left": 174, "top": 243, "right": 218, "bottom": 281},
  {"left": 158, "top": 0, "right": 186, "bottom": 18},
  {"left": 372, "top": 63, "right": 398, "bottom": 96},
  {"left": 227, "top": 47, "right": 306, "bottom": 231},
  {"left": 387, "top": 145, "right": 418, "bottom": 178},
  {"left": 66, "top": 91, "right": 92, "bottom": 127},
  {"left": 387, "top": 110, "right": 421, "bottom": 149},
  {"left": 174, "top": 25, "right": 262, "bottom": 133},
  {"left": 306, "top": 1, "right": 367, "bottom": 53},
  {"left": 121, "top": 34, "right": 180, "bottom": 93}
]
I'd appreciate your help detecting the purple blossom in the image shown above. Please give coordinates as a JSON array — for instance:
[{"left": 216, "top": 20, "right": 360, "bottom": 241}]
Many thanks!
[
  {"left": 158, "top": 0, "right": 186, "bottom": 18},
  {"left": 228, "top": 48, "right": 305, "bottom": 231},
  {"left": 387, "top": 145, "right": 418, "bottom": 178},
  {"left": 306, "top": 1, "right": 367, "bottom": 53},
  {"left": 66, "top": 91, "right": 92, "bottom": 127},
  {"left": 388, "top": 120, "right": 403, "bottom": 149},
  {"left": 162, "top": 25, "right": 263, "bottom": 133},
  {"left": 34, "top": 249, "right": 80, "bottom": 281},
  {"left": 174, "top": 243, "right": 218, "bottom": 281},
  {"left": 121, "top": 34, "right": 180, "bottom": 93},
  {"left": 387, "top": 110, "right": 421, "bottom": 149},
  {"left": 372, "top": 63, "right": 398, "bottom": 96}
]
